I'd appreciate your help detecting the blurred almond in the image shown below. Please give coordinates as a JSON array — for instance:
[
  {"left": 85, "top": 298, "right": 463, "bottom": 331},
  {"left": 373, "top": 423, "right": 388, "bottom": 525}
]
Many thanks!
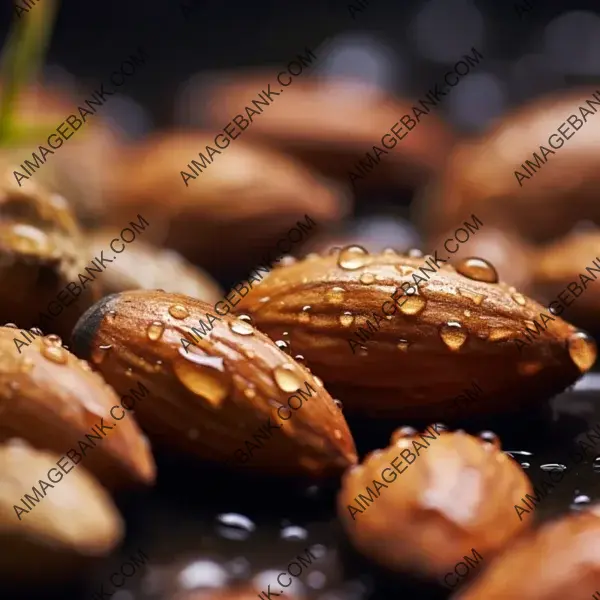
[
  {"left": 337, "top": 429, "right": 531, "bottom": 580},
  {"left": 235, "top": 248, "right": 592, "bottom": 417},
  {"left": 0, "top": 440, "right": 123, "bottom": 581},
  {"left": 0, "top": 326, "right": 156, "bottom": 488},
  {"left": 71, "top": 290, "right": 357, "bottom": 477},
  {"left": 86, "top": 230, "right": 223, "bottom": 302}
]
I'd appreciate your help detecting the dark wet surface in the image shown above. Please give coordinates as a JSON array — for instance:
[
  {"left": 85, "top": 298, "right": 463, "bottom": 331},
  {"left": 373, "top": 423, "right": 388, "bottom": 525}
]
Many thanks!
[{"left": 12, "top": 369, "right": 600, "bottom": 600}]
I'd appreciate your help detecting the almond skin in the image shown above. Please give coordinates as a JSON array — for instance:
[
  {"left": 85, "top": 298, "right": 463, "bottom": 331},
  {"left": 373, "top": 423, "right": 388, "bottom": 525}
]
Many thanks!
[
  {"left": 454, "top": 508, "right": 600, "bottom": 600},
  {"left": 235, "top": 248, "right": 594, "bottom": 417},
  {"left": 337, "top": 429, "right": 532, "bottom": 581},
  {"left": 70, "top": 290, "right": 357, "bottom": 477},
  {"left": 0, "top": 326, "right": 156, "bottom": 488},
  {"left": 0, "top": 440, "right": 123, "bottom": 580}
]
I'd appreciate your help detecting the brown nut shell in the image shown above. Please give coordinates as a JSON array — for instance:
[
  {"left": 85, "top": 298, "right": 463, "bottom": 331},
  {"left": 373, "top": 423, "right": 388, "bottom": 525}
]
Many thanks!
[
  {"left": 337, "top": 429, "right": 532, "bottom": 580},
  {"left": 86, "top": 230, "right": 223, "bottom": 302},
  {"left": 0, "top": 440, "right": 123, "bottom": 580},
  {"left": 105, "top": 132, "right": 350, "bottom": 269},
  {"left": 203, "top": 74, "right": 455, "bottom": 189},
  {"left": 454, "top": 508, "right": 600, "bottom": 600},
  {"left": 70, "top": 290, "right": 357, "bottom": 477},
  {"left": 235, "top": 249, "right": 593, "bottom": 417},
  {"left": 0, "top": 163, "right": 99, "bottom": 338},
  {"left": 0, "top": 326, "right": 156, "bottom": 488}
]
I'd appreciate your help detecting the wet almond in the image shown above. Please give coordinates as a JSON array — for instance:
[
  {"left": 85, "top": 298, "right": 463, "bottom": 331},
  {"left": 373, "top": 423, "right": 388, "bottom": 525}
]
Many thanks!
[
  {"left": 0, "top": 326, "right": 155, "bottom": 488},
  {"left": 337, "top": 429, "right": 532, "bottom": 581},
  {"left": 235, "top": 249, "right": 593, "bottom": 417},
  {"left": 70, "top": 290, "right": 357, "bottom": 477}
]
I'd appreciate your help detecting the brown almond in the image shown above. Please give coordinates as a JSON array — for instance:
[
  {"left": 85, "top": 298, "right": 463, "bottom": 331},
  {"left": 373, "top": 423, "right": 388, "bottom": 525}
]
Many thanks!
[
  {"left": 454, "top": 508, "right": 600, "bottom": 600},
  {"left": 235, "top": 248, "right": 594, "bottom": 417},
  {"left": 0, "top": 439, "right": 123, "bottom": 580},
  {"left": 0, "top": 163, "right": 99, "bottom": 338},
  {"left": 0, "top": 326, "right": 156, "bottom": 488},
  {"left": 70, "top": 290, "right": 357, "bottom": 477},
  {"left": 86, "top": 230, "right": 223, "bottom": 302},
  {"left": 337, "top": 429, "right": 532, "bottom": 581}
]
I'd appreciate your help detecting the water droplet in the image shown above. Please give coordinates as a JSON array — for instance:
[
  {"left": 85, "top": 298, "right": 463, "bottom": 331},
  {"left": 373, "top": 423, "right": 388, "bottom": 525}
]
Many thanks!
[
  {"left": 334, "top": 429, "right": 343, "bottom": 439},
  {"left": 107, "top": 310, "right": 117, "bottom": 320},
  {"left": 326, "top": 286, "right": 345, "bottom": 304},
  {"left": 458, "top": 287, "right": 485, "bottom": 305},
  {"left": 244, "top": 387, "right": 256, "bottom": 399},
  {"left": 398, "top": 293, "right": 426, "bottom": 315},
  {"left": 333, "top": 399, "right": 343, "bottom": 410},
  {"left": 280, "top": 255, "right": 296, "bottom": 266},
  {"left": 478, "top": 430, "right": 501, "bottom": 449},
  {"left": 429, "top": 422, "right": 449, "bottom": 434},
  {"left": 280, "top": 525, "right": 308, "bottom": 541},
  {"left": 337, "top": 245, "right": 369, "bottom": 270},
  {"left": 273, "top": 364, "right": 303, "bottom": 392},
  {"left": 464, "top": 309, "right": 471, "bottom": 317},
  {"left": 8, "top": 224, "right": 51, "bottom": 254},
  {"left": 568, "top": 331, "right": 597, "bottom": 372},
  {"left": 512, "top": 292, "right": 526, "bottom": 306},
  {"left": 455, "top": 257, "right": 498, "bottom": 283},
  {"left": 391, "top": 426, "right": 417, "bottom": 443},
  {"left": 521, "top": 462, "right": 530, "bottom": 469},
  {"left": 44, "top": 334, "right": 62, "bottom": 346},
  {"left": 573, "top": 494, "right": 591, "bottom": 506},
  {"left": 259, "top": 296, "right": 270, "bottom": 304},
  {"left": 41, "top": 344, "right": 68, "bottom": 364},
  {"left": 169, "top": 304, "right": 189, "bottom": 319},
  {"left": 440, "top": 321, "right": 467, "bottom": 351},
  {"left": 359, "top": 272, "right": 375, "bottom": 285},
  {"left": 125, "top": 367, "right": 133, "bottom": 377},
  {"left": 3, "top": 323, "right": 17, "bottom": 329},
  {"left": 594, "top": 457, "right": 600, "bottom": 471},
  {"left": 357, "top": 345, "right": 369, "bottom": 357},
  {"left": 174, "top": 348, "right": 231, "bottom": 407},
  {"left": 147, "top": 321, "right": 165, "bottom": 341},
  {"left": 91, "top": 344, "right": 112, "bottom": 365},
  {"left": 397, "top": 339, "right": 410, "bottom": 352},
  {"left": 237, "top": 314, "right": 254, "bottom": 325},
  {"left": 216, "top": 513, "right": 256, "bottom": 540},
  {"left": 540, "top": 463, "right": 567, "bottom": 472},
  {"left": 489, "top": 328, "right": 513, "bottom": 342},
  {"left": 313, "top": 375, "right": 323, "bottom": 387},
  {"left": 339, "top": 312, "right": 354, "bottom": 327},
  {"left": 299, "top": 306, "right": 311, "bottom": 324},
  {"left": 229, "top": 319, "right": 254, "bottom": 336},
  {"left": 383, "top": 247, "right": 397, "bottom": 256},
  {"left": 305, "top": 252, "right": 320, "bottom": 261},
  {"left": 294, "top": 354, "right": 306, "bottom": 365},
  {"left": 518, "top": 361, "right": 543, "bottom": 376},
  {"left": 275, "top": 340, "right": 290, "bottom": 355},
  {"left": 408, "top": 248, "right": 423, "bottom": 257},
  {"left": 395, "top": 264, "right": 414, "bottom": 276}
]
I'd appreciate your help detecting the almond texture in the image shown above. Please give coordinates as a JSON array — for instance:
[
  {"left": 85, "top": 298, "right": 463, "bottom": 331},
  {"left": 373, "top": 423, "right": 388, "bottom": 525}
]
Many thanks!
[
  {"left": 70, "top": 290, "right": 357, "bottom": 477},
  {"left": 235, "top": 248, "right": 594, "bottom": 417},
  {"left": 337, "top": 429, "right": 532, "bottom": 580},
  {"left": 0, "top": 326, "right": 156, "bottom": 488}
]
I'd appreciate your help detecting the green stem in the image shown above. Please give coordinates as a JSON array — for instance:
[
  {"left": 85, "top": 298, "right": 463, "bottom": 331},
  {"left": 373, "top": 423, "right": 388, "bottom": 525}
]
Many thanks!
[{"left": 0, "top": 0, "right": 59, "bottom": 145}]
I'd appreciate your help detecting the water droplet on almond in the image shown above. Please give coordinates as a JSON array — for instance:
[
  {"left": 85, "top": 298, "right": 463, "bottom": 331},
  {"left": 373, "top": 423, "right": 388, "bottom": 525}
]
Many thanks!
[
  {"left": 174, "top": 349, "right": 231, "bottom": 407},
  {"left": 478, "top": 430, "right": 501, "bottom": 449},
  {"left": 275, "top": 340, "right": 290, "bottom": 355},
  {"left": 382, "top": 248, "right": 397, "bottom": 256},
  {"left": 244, "top": 387, "right": 256, "bottom": 399},
  {"left": 392, "top": 426, "right": 417, "bottom": 443},
  {"left": 41, "top": 344, "right": 68, "bottom": 364},
  {"left": 339, "top": 312, "right": 354, "bottom": 327},
  {"left": 44, "top": 334, "right": 62, "bottom": 346},
  {"left": 463, "top": 309, "right": 471, "bottom": 317},
  {"left": 359, "top": 272, "right": 375, "bottom": 285},
  {"left": 326, "top": 286, "right": 345, "bottom": 304},
  {"left": 238, "top": 314, "right": 254, "bottom": 325},
  {"left": 440, "top": 321, "right": 467, "bottom": 350},
  {"left": 8, "top": 224, "right": 51, "bottom": 254},
  {"left": 91, "top": 344, "right": 112, "bottom": 365},
  {"left": 489, "top": 328, "right": 513, "bottom": 342},
  {"left": 408, "top": 248, "right": 423, "bottom": 257},
  {"left": 568, "top": 331, "right": 597, "bottom": 372},
  {"left": 294, "top": 354, "right": 306, "bottom": 365},
  {"left": 147, "top": 321, "right": 165, "bottom": 341},
  {"left": 337, "top": 245, "right": 369, "bottom": 270},
  {"left": 512, "top": 292, "right": 526, "bottom": 306},
  {"left": 397, "top": 339, "right": 410, "bottom": 352},
  {"left": 229, "top": 320, "right": 254, "bottom": 336},
  {"left": 398, "top": 294, "right": 426, "bottom": 315},
  {"left": 458, "top": 287, "right": 485, "bottom": 305},
  {"left": 395, "top": 264, "right": 414, "bottom": 276},
  {"left": 455, "top": 257, "right": 498, "bottom": 283},
  {"left": 273, "top": 364, "right": 303, "bottom": 392},
  {"left": 168, "top": 304, "right": 189, "bottom": 319},
  {"left": 333, "top": 399, "right": 343, "bottom": 410},
  {"left": 299, "top": 306, "right": 312, "bottom": 324}
]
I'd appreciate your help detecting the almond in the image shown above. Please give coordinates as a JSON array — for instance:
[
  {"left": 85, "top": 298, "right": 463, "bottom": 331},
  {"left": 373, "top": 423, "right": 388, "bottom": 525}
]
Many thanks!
[
  {"left": 70, "top": 290, "right": 357, "bottom": 477},
  {"left": 0, "top": 163, "right": 99, "bottom": 338},
  {"left": 454, "top": 508, "right": 600, "bottom": 600},
  {"left": 337, "top": 428, "right": 532, "bottom": 582},
  {"left": 0, "top": 326, "right": 156, "bottom": 487},
  {"left": 0, "top": 439, "right": 123, "bottom": 580},
  {"left": 234, "top": 248, "right": 594, "bottom": 417},
  {"left": 86, "top": 229, "right": 223, "bottom": 302}
]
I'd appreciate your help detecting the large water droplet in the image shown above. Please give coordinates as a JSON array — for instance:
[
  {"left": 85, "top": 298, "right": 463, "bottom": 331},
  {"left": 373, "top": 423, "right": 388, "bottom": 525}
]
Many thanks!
[
  {"left": 8, "top": 224, "right": 51, "bottom": 254},
  {"left": 147, "top": 321, "right": 165, "bottom": 341},
  {"left": 478, "top": 430, "right": 501, "bottom": 449},
  {"left": 169, "top": 304, "right": 189, "bottom": 319},
  {"left": 337, "top": 245, "right": 369, "bottom": 270},
  {"left": 41, "top": 344, "right": 68, "bottom": 365},
  {"left": 458, "top": 287, "right": 485, "bottom": 305},
  {"left": 229, "top": 319, "right": 254, "bottom": 336},
  {"left": 174, "top": 348, "right": 231, "bottom": 407},
  {"left": 339, "top": 312, "right": 354, "bottom": 327},
  {"left": 238, "top": 314, "right": 253, "bottom": 325},
  {"left": 568, "top": 331, "right": 597, "bottom": 372},
  {"left": 216, "top": 513, "right": 256, "bottom": 540},
  {"left": 398, "top": 294, "right": 426, "bottom": 315},
  {"left": 440, "top": 321, "right": 467, "bottom": 351},
  {"left": 326, "top": 286, "right": 345, "bottom": 304},
  {"left": 572, "top": 494, "right": 591, "bottom": 508},
  {"left": 359, "top": 272, "right": 375, "bottom": 285},
  {"left": 273, "top": 364, "right": 303, "bottom": 392},
  {"left": 275, "top": 340, "right": 290, "bottom": 355},
  {"left": 455, "top": 257, "right": 498, "bottom": 283}
]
